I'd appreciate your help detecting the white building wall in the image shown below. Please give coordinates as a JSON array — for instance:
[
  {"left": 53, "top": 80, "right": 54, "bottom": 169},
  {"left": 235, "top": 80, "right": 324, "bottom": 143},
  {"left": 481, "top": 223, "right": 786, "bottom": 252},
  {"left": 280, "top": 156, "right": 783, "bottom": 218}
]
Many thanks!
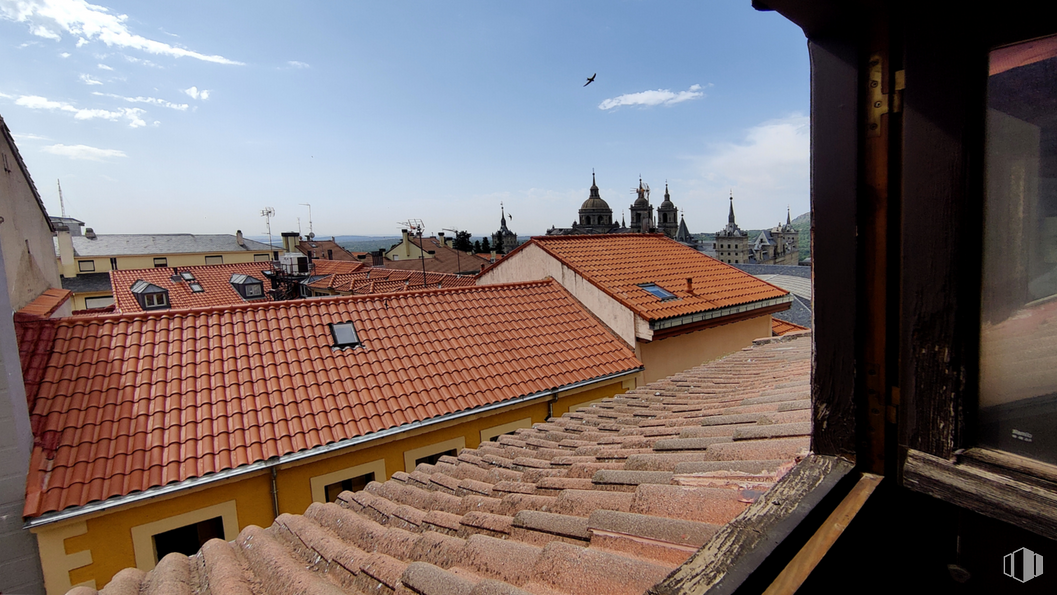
[{"left": 477, "top": 244, "right": 642, "bottom": 346}]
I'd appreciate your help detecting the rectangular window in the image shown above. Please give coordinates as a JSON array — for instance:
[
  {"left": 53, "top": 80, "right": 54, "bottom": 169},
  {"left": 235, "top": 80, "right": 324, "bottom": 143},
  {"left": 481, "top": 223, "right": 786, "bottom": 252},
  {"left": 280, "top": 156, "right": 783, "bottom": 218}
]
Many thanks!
[
  {"left": 415, "top": 449, "right": 457, "bottom": 467},
  {"left": 144, "top": 293, "right": 168, "bottom": 308},
  {"left": 77, "top": 260, "right": 95, "bottom": 272},
  {"left": 152, "top": 516, "right": 224, "bottom": 562},
  {"left": 84, "top": 295, "right": 115, "bottom": 309},
  {"left": 254, "top": 253, "right": 271, "bottom": 262},
  {"left": 330, "top": 321, "right": 360, "bottom": 347},
  {"left": 639, "top": 283, "right": 679, "bottom": 301},
  {"left": 323, "top": 472, "right": 375, "bottom": 503},
  {"left": 153, "top": 257, "right": 168, "bottom": 267},
  {"left": 978, "top": 33, "right": 1057, "bottom": 465},
  {"left": 205, "top": 255, "right": 223, "bottom": 265},
  {"left": 110, "top": 257, "right": 118, "bottom": 270}
]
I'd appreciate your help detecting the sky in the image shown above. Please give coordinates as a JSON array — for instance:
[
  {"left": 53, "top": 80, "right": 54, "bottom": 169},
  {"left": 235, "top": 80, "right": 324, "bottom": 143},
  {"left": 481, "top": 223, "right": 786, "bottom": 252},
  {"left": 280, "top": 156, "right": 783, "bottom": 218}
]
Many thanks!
[{"left": 0, "top": 1, "right": 809, "bottom": 238}]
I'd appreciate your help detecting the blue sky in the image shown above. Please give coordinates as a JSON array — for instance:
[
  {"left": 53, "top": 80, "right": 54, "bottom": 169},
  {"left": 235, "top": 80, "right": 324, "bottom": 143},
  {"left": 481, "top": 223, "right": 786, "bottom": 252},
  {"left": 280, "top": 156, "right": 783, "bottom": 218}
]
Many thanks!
[{"left": 1, "top": 1, "right": 808, "bottom": 238}]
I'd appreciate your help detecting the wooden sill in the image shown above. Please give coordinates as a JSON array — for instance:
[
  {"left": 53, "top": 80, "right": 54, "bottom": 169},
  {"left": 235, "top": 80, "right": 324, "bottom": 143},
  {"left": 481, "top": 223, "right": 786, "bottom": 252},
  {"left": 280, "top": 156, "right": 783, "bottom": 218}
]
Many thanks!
[{"left": 902, "top": 447, "right": 1057, "bottom": 540}]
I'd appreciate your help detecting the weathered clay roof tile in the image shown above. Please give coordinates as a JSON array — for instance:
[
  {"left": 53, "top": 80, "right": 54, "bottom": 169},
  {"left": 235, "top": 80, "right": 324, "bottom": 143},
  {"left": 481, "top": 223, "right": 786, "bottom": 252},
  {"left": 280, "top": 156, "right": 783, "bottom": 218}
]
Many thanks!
[{"left": 72, "top": 334, "right": 811, "bottom": 595}]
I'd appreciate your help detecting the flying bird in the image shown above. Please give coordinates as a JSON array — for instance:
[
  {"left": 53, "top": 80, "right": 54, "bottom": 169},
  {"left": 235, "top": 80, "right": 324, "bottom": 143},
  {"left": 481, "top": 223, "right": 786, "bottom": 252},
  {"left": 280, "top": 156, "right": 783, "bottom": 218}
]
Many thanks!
[{"left": 584, "top": 73, "right": 596, "bottom": 87}]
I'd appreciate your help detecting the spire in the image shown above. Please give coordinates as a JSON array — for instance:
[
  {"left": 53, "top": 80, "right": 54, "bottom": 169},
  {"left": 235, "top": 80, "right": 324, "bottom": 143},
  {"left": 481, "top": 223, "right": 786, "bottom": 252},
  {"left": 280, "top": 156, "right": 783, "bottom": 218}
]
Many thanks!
[
  {"left": 787, "top": 205, "right": 791, "bottom": 226},
  {"left": 728, "top": 191, "right": 736, "bottom": 225},
  {"left": 500, "top": 202, "right": 508, "bottom": 231},
  {"left": 665, "top": 182, "right": 670, "bottom": 201},
  {"left": 589, "top": 171, "right": 600, "bottom": 199}
]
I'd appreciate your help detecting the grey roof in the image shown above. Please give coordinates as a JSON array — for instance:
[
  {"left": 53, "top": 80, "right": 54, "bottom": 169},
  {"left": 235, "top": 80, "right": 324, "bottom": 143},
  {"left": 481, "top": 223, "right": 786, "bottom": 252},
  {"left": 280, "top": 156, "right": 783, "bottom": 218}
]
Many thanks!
[
  {"left": 731, "top": 264, "right": 813, "bottom": 328},
  {"left": 54, "top": 233, "right": 274, "bottom": 257},
  {"left": 60, "top": 273, "right": 112, "bottom": 294}
]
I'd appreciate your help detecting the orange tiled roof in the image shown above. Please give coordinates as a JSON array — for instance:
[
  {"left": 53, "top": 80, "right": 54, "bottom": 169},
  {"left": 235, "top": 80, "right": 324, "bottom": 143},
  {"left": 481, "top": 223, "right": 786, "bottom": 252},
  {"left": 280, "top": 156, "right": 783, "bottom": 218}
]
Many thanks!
[
  {"left": 296, "top": 238, "right": 360, "bottom": 261},
  {"left": 385, "top": 237, "right": 487, "bottom": 274},
  {"left": 307, "top": 265, "right": 476, "bottom": 294},
  {"left": 20, "top": 280, "right": 641, "bottom": 518},
  {"left": 508, "top": 234, "right": 789, "bottom": 322},
  {"left": 109, "top": 262, "right": 277, "bottom": 312},
  {"left": 73, "top": 334, "right": 811, "bottom": 595},
  {"left": 772, "top": 318, "right": 809, "bottom": 336},
  {"left": 16, "top": 288, "right": 72, "bottom": 318}
]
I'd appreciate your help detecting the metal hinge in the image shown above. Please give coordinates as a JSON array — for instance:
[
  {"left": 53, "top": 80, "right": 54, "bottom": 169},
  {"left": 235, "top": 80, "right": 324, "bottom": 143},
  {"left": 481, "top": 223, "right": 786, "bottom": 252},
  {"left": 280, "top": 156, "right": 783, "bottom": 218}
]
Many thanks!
[
  {"left": 867, "top": 54, "right": 888, "bottom": 137},
  {"left": 867, "top": 55, "right": 906, "bottom": 135}
]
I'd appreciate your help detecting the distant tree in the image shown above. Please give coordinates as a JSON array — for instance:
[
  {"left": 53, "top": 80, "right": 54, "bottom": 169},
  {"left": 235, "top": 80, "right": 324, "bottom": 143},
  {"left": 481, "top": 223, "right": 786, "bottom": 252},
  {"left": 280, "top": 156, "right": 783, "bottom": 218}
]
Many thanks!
[
  {"left": 481, "top": 237, "right": 492, "bottom": 253},
  {"left": 453, "top": 230, "right": 473, "bottom": 252},
  {"left": 473, "top": 240, "right": 482, "bottom": 253}
]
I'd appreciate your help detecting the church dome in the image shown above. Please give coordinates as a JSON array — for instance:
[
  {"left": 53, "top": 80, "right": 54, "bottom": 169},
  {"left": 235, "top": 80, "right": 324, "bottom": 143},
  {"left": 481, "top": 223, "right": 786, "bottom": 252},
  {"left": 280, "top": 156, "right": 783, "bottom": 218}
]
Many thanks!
[
  {"left": 633, "top": 178, "right": 650, "bottom": 207},
  {"left": 581, "top": 173, "right": 611, "bottom": 211},
  {"left": 659, "top": 183, "right": 675, "bottom": 208}
]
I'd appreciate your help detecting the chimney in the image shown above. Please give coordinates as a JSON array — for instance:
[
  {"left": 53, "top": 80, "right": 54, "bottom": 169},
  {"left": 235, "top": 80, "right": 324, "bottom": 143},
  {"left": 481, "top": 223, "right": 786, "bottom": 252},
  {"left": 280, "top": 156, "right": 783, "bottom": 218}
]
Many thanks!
[
  {"left": 372, "top": 249, "right": 384, "bottom": 266},
  {"left": 401, "top": 229, "right": 412, "bottom": 259},
  {"left": 236, "top": 230, "right": 245, "bottom": 247},
  {"left": 686, "top": 277, "right": 694, "bottom": 294},
  {"left": 438, "top": 232, "right": 445, "bottom": 245},
  {"left": 84, "top": 227, "right": 96, "bottom": 239},
  {"left": 490, "top": 250, "right": 496, "bottom": 263},
  {"left": 57, "top": 225, "right": 76, "bottom": 278},
  {"left": 281, "top": 231, "right": 299, "bottom": 254}
]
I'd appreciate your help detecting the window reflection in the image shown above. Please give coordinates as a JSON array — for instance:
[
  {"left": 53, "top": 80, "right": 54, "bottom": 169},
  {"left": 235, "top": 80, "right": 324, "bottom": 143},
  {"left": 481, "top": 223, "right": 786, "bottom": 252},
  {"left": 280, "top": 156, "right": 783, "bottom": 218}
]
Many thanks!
[{"left": 979, "top": 33, "right": 1057, "bottom": 464}]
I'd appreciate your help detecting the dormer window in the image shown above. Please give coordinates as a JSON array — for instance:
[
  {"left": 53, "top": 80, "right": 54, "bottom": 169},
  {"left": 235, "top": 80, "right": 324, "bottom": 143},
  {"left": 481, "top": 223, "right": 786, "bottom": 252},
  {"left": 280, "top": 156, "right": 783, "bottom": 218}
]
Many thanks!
[
  {"left": 131, "top": 280, "right": 169, "bottom": 310},
  {"left": 230, "top": 273, "right": 265, "bottom": 300},
  {"left": 639, "top": 283, "right": 678, "bottom": 301},
  {"left": 330, "top": 322, "right": 360, "bottom": 348}
]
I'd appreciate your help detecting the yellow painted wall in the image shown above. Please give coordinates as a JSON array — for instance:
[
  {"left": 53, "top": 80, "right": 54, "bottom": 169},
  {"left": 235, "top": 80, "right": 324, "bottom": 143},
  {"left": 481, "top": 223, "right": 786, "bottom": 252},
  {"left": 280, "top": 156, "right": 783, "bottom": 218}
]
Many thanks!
[
  {"left": 638, "top": 314, "right": 772, "bottom": 383},
  {"left": 32, "top": 378, "right": 632, "bottom": 593},
  {"left": 71, "top": 291, "right": 114, "bottom": 311},
  {"left": 65, "top": 251, "right": 273, "bottom": 278}
]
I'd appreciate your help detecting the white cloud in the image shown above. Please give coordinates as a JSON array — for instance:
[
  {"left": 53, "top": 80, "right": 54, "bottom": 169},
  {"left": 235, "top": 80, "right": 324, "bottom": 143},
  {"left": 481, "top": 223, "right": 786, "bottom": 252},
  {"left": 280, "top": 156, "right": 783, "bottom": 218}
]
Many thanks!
[
  {"left": 93, "top": 91, "right": 187, "bottom": 110},
  {"left": 12, "top": 132, "right": 49, "bottom": 141},
  {"left": 183, "top": 86, "right": 209, "bottom": 100},
  {"left": 599, "top": 84, "right": 705, "bottom": 111},
  {"left": 43, "top": 143, "right": 125, "bottom": 160},
  {"left": 31, "top": 24, "right": 59, "bottom": 39},
  {"left": 0, "top": 0, "right": 242, "bottom": 65},
  {"left": 691, "top": 114, "right": 809, "bottom": 229},
  {"left": 97, "top": 62, "right": 112, "bottom": 70},
  {"left": 123, "top": 54, "right": 159, "bottom": 67},
  {"left": 79, "top": 73, "right": 102, "bottom": 85},
  {"left": 14, "top": 94, "right": 146, "bottom": 127},
  {"left": 60, "top": 51, "right": 70, "bottom": 57},
  {"left": 286, "top": 60, "right": 310, "bottom": 69}
]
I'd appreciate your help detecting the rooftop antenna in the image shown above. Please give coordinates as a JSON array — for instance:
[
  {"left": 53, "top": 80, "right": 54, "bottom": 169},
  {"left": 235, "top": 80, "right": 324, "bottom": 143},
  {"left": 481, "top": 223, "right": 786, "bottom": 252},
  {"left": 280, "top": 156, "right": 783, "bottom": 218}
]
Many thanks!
[
  {"left": 300, "top": 203, "right": 314, "bottom": 239},
  {"left": 442, "top": 227, "right": 463, "bottom": 275},
  {"left": 261, "top": 207, "right": 276, "bottom": 249},
  {"left": 57, "top": 179, "right": 66, "bottom": 218},
  {"left": 398, "top": 219, "right": 428, "bottom": 288}
]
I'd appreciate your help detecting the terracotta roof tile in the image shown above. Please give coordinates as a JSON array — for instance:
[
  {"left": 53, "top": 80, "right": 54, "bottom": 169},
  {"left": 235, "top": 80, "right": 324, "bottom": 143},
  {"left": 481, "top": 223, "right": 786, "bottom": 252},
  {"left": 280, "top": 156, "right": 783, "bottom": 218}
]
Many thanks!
[
  {"left": 109, "top": 262, "right": 277, "bottom": 313},
  {"left": 22, "top": 280, "right": 641, "bottom": 518},
  {"left": 493, "top": 234, "right": 789, "bottom": 322},
  {"left": 771, "top": 318, "right": 810, "bottom": 336},
  {"left": 17, "top": 288, "right": 73, "bottom": 318},
  {"left": 71, "top": 334, "right": 812, "bottom": 595}
]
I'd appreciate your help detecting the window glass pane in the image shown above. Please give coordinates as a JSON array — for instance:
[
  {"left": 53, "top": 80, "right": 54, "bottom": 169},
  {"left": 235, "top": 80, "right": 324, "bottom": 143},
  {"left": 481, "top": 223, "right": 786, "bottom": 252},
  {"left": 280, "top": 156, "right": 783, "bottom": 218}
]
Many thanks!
[
  {"left": 205, "top": 255, "right": 223, "bottom": 265},
  {"left": 152, "top": 516, "right": 224, "bottom": 562},
  {"left": 153, "top": 257, "right": 167, "bottom": 267},
  {"left": 324, "top": 472, "right": 375, "bottom": 503},
  {"left": 979, "top": 33, "right": 1057, "bottom": 464},
  {"left": 78, "top": 260, "right": 95, "bottom": 272}
]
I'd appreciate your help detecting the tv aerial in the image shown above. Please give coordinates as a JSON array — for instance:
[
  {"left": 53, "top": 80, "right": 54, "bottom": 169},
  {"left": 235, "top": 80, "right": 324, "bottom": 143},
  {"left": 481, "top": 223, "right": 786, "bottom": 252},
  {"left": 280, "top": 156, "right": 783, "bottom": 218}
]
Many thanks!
[{"left": 261, "top": 207, "right": 275, "bottom": 249}]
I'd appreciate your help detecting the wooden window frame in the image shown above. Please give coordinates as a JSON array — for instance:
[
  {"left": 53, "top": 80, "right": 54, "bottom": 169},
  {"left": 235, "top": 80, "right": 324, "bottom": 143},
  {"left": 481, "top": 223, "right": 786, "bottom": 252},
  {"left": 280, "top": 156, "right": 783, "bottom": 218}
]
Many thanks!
[{"left": 807, "top": 13, "right": 1057, "bottom": 539}]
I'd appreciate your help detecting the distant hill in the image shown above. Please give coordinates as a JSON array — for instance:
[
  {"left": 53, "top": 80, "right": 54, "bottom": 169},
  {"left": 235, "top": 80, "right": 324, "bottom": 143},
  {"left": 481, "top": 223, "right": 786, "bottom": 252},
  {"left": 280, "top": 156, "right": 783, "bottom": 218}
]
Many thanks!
[{"left": 337, "top": 237, "right": 402, "bottom": 253}]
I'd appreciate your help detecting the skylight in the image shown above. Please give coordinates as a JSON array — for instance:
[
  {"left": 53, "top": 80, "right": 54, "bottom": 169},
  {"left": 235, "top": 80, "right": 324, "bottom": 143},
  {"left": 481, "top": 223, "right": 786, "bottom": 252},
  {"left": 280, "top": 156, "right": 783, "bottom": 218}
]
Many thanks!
[
  {"left": 330, "top": 322, "right": 360, "bottom": 348},
  {"left": 190, "top": 283, "right": 204, "bottom": 293},
  {"left": 180, "top": 271, "right": 195, "bottom": 281},
  {"left": 639, "top": 283, "right": 678, "bottom": 301}
]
